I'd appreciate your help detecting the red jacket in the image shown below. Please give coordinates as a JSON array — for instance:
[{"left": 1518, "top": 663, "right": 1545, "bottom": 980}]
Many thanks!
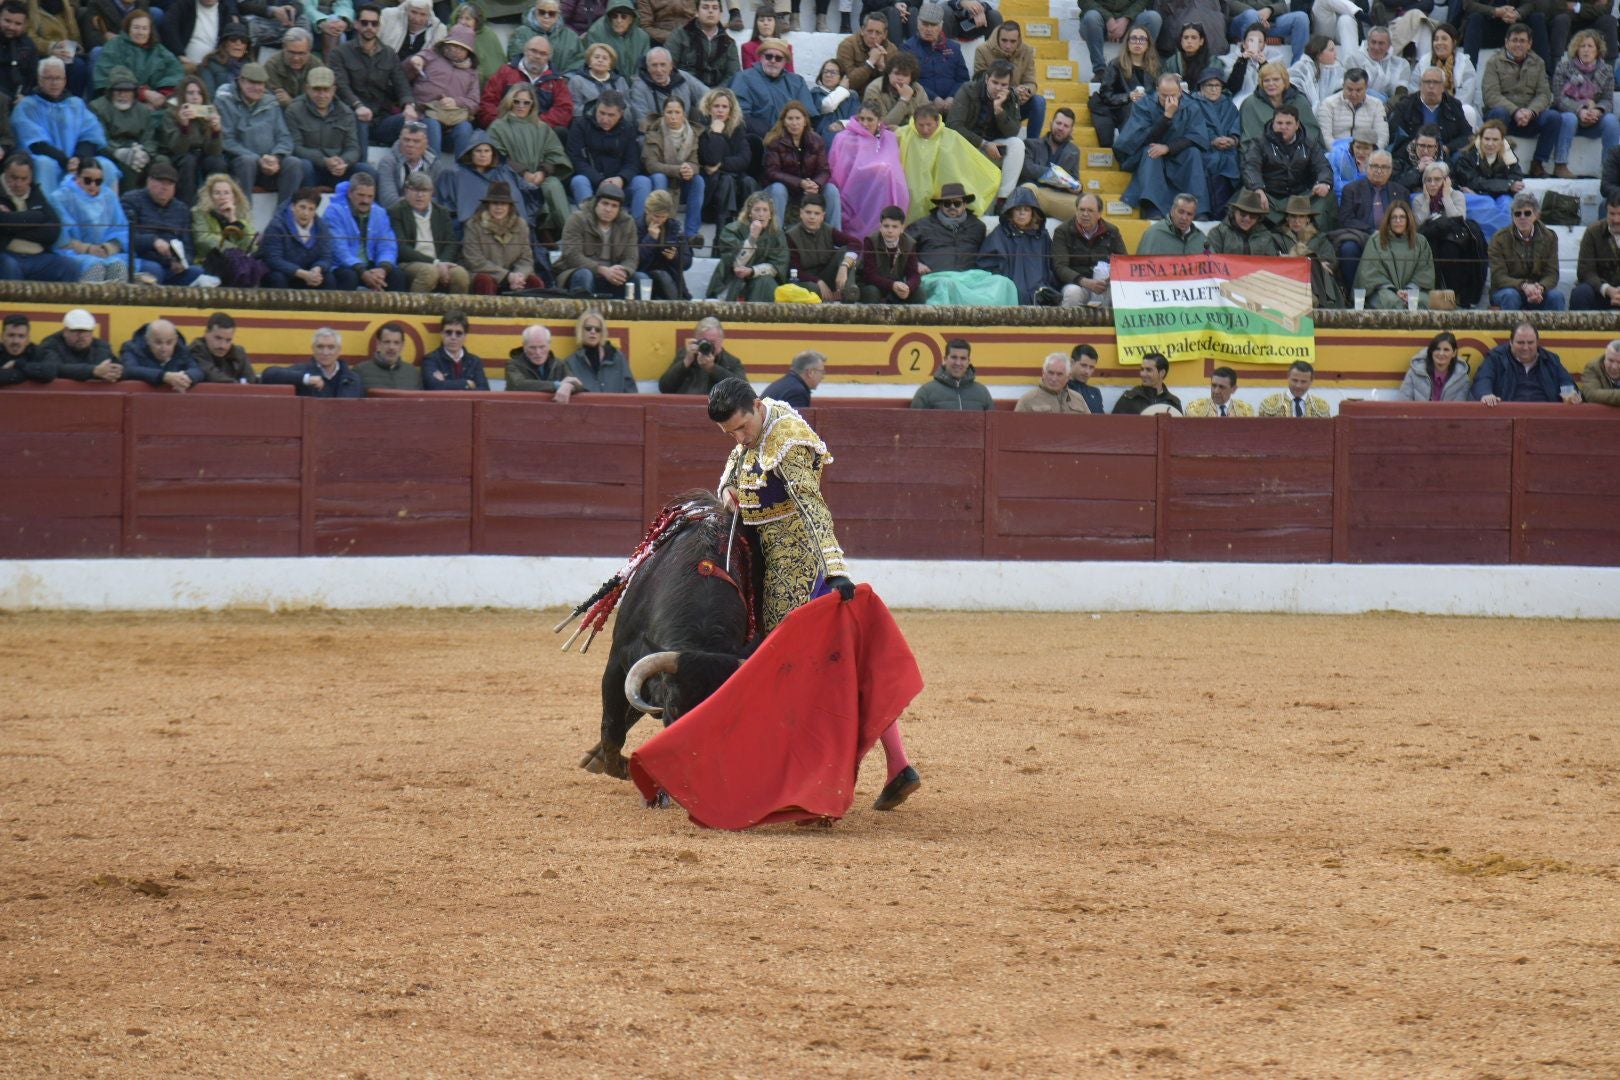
[
  {"left": 761, "top": 131, "right": 831, "bottom": 195},
  {"left": 858, "top": 233, "right": 920, "bottom": 296},
  {"left": 477, "top": 63, "right": 573, "bottom": 130}
]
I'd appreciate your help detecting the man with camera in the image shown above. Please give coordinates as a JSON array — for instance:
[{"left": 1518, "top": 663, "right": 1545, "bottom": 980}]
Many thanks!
[{"left": 657, "top": 316, "right": 748, "bottom": 394}]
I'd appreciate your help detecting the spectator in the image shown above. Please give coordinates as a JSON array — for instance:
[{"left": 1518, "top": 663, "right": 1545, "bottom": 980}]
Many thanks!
[
  {"left": 260, "top": 186, "right": 336, "bottom": 288},
  {"left": 376, "top": 120, "right": 449, "bottom": 209},
  {"left": 837, "top": 11, "right": 899, "bottom": 97},
  {"left": 1015, "top": 352, "right": 1090, "bottom": 413},
  {"left": 738, "top": 10, "right": 786, "bottom": 70},
  {"left": 586, "top": 0, "right": 649, "bottom": 78},
  {"left": 1392, "top": 66, "right": 1475, "bottom": 160},
  {"left": 1450, "top": 118, "right": 1523, "bottom": 237},
  {"left": 859, "top": 0, "right": 909, "bottom": 42},
  {"left": 482, "top": 32, "right": 573, "bottom": 131},
  {"left": 1319, "top": 68, "right": 1391, "bottom": 149},
  {"left": 1136, "top": 191, "right": 1210, "bottom": 254},
  {"left": 627, "top": 45, "right": 701, "bottom": 131},
  {"left": 406, "top": 24, "right": 479, "bottom": 157},
  {"left": 1575, "top": 340, "right": 1620, "bottom": 405},
  {"left": 1092, "top": 23, "right": 1156, "bottom": 147},
  {"left": 198, "top": 21, "right": 251, "bottom": 94},
  {"left": 1572, "top": 192, "right": 1620, "bottom": 310},
  {"left": 763, "top": 349, "right": 825, "bottom": 407},
  {"left": 1397, "top": 330, "right": 1472, "bottom": 400},
  {"left": 1162, "top": 21, "right": 1215, "bottom": 84},
  {"left": 910, "top": 337, "right": 992, "bottom": 409},
  {"left": 40, "top": 308, "right": 120, "bottom": 381},
  {"left": 1488, "top": 192, "right": 1565, "bottom": 310},
  {"left": 330, "top": 4, "right": 418, "bottom": 149},
  {"left": 421, "top": 310, "right": 489, "bottom": 391},
  {"left": 285, "top": 66, "right": 360, "bottom": 188},
  {"left": 659, "top": 316, "right": 745, "bottom": 394},
  {"left": 902, "top": 2, "right": 967, "bottom": 109},
  {"left": 505, "top": 322, "right": 578, "bottom": 395},
  {"left": 1356, "top": 200, "right": 1435, "bottom": 308},
  {"left": 24, "top": 1, "right": 91, "bottom": 95},
  {"left": 1112, "top": 351, "right": 1182, "bottom": 414},
  {"left": 380, "top": 0, "right": 445, "bottom": 62},
  {"left": 1065, "top": 343, "right": 1104, "bottom": 414},
  {"left": 567, "top": 89, "right": 650, "bottom": 218},
  {"left": 1222, "top": 22, "right": 1270, "bottom": 102},
  {"left": 974, "top": 21, "right": 1042, "bottom": 136},
  {"left": 1206, "top": 189, "right": 1287, "bottom": 255},
  {"left": 217, "top": 62, "right": 308, "bottom": 202},
  {"left": 978, "top": 185, "right": 1054, "bottom": 304},
  {"left": 1393, "top": 122, "right": 1444, "bottom": 191},
  {"left": 809, "top": 58, "right": 858, "bottom": 142},
  {"left": 0, "top": 1, "right": 40, "bottom": 101},
  {"left": 665, "top": 0, "right": 737, "bottom": 91},
  {"left": 262, "top": 327, "right": 366, "bottom": 397},
  {"left": 1053, "top": 193, "right": 1124, "bottom": 308},
  {"left": 1183, "top": 70, "right": 1239, "bottom": 219},
  {"left": 1277, "top": 194, "right": 1345, "bottom": 306},
  {"left": 11, "top": 58, "right": 119, "bottom": 193},
  {"left": 1412, "top": 160, "right": 1488, "bottom": 307},
  {"left": 436, "top": 135, "right": 530, "bottom": 227},
  {"left": 1019, "top": 106, "right": 1082, "bottom": 218},
  {"left": 897, "top": 104, "right": 998, "bottom": 225},
  {"left": 1241, "top": 102, "right": 1333, "bottom": 224},
  {"left": 637, "top": 186, "right": 691, "bottom": 298},
  {"left": 160, "top": 0, "right": 238, "bottom": 74},
  {"left": 1547, "top": 0, "right": 1618, "bottom": 63},
  {"left": 1288, "top": 33, "right": 1340, "bottom": 105},
  {"left": 120, "top": 319, "right": 204, "bottom": 392},
  {"left": 81, "top": 0, "right": 154, "bottom": 51},
  {"left": 944, "top": 0, "right": 1003, "bottom": 41},
  {"left": 829, "top": 103, "right": 909, "bottom": 238},
  {"left": 90, "top": 67, "right": 159, "bottom": 186},
  {"left": 486, "top": 82, "right": 572, "bottom": 238},
  {"left": 1472, "top": 321, "right": 1580, "bottom": 404},
  {"left": 564, "top": 0, "right": 609, "bottom": 36},
  {"left": 857, "top": 203, "right": 921, "bottom": 303},
  {"left": 1548, "top": 31, "right": 1619, "bottom": 177},
  {"left": 389, "top": 171, "right": 468, "bottom": 293},
  {"left": 642, "top": 96, "right": 704, "bottom": 238},
  {"left": 1344, "top": 25, "right": 1416, "bottom": 100},
  {"left": 1236, "top": 1, "right": 1311, "bottom": 65},
  {"left": 905, "top": 179, "right": 1015, "bottom": 304},
  {"left": 0, "top": 313, "right": 55, "bottom": 387},
  {"left": 730, "top": 34, "right": 811, "bottom": 145},
  {"left": 564, "top": 309, "right": 638, "bottom": 392},
  {"left": 263, "top": 26, "right": 323, "bottom": 107},
  {"left": 462, "top": 181, "right": 544, "bottom": 295},
  {"left": 694, "top": 86, "right": 755, "bottom": 225},
  {"left": 1239, "top": 61, "right": 1322, "bottom": 145},
  {"left": 1330, "top": 136, "right": 1376, "bottom": 196},
  {"left": 1418, "top": 23, "right": 1481, "bottom": 123},
  {"left": 509, "top": 0, "right": 583, "bottom": 79},
  {"left": 159, "top": 76, "right": 227, "bottom": 203},
  {"left": 1335, "top": 150, "right": 1410, "bottom": 293},
  {"left": 49, "top": 159, "right": 129, "bottom": 283},
  {"left": 0, "top": 153, "right": 79, "bottom": 282},
  {"left": 354, "top": 321, "right": 421, "bottom": 390},
  {"left": 124, "top": 160, "right": 215, "bottom": 286},
  {"left": 94, "top": 10, "right": 182, "bottom": 104},
  {"left": 190, "top": 310, "right": 256, "bottom": 383},
  {"left": 947, "top": 58, "right": 1025, "bottom": 204},
  {"left": 763, "top": 100, "right": 837, "bottom": 228},
  {"left": 323, "top": 172, "right": 407, "bottom": 293},
  {"left": 449, "top": 3, "right": 504, "bottom": 82},
  {"left": 555, "top": 179, "right": 640, "bottom": 295},
  {"left": 1077, "top": 0, "right": 1161, "bottom": 88},
  {"left": 787, "top": 191, "right": 859, "bottom": 301},
  {"left": 707, "top": 189, "right": 787, "bottom": 301},
  {"left": 1258, "top": 360, "right": 1331, "bottom": 416},
  {"left": 1462, "top": 1, "right": 1549, "bottom": 69},
  {"left": 568, "top": 42, "right": 633, "bottom": 121},
  {"left": 635, "top": 0, "right": 691, "bottom": 46},
  {"left": 864, "top": 50, "right": 933, "bottom": 130},
  {"left": 1116, "top": 72, "right": 1210, "bottom": 220},
  {"left": 1482, "top": 23, "right": 1558, "bottom": 176},
  {"left": 1186, "top": 366, "right": 1255, "bottom": 416}
]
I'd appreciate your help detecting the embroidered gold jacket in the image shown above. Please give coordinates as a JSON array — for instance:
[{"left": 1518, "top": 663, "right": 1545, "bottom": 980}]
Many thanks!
[{"left": 719, "top": 399, "right": 848, "bottom": 578}]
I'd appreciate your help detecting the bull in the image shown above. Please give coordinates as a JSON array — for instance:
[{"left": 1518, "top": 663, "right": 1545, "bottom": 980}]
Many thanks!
[{"left": 574, "top": 492, "right": 758, "bottom": 780}]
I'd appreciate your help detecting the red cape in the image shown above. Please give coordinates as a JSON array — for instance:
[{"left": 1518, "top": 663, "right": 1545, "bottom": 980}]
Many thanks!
[{"left": 629, "top": 586, "right": 924, "bottom": 830}]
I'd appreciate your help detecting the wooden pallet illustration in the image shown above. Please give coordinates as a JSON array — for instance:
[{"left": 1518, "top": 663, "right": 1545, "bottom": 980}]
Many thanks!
[{"left": 1218, "top": 270, "right": 1312, "bottom": 332}]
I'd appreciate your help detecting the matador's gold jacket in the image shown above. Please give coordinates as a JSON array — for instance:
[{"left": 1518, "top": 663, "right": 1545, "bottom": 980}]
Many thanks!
[{"left": 718, "top": 399, "right": 848, "bottom": 579}]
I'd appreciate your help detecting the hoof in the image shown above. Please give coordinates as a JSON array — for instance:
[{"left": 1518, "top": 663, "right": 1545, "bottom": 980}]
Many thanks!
[
  {"left": 579, "top": 747, "right": 605, "bottom": 772},
  {"left": 873, "top": 765, "right": 921, "bottom": 811},
  {"left": 601, "top": 750, "right": 630, "bottom": 780}
]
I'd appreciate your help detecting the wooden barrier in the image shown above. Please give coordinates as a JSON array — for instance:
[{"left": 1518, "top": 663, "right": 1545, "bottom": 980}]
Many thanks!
[{"left": 4, "top": 390, "right": 1619, "bottom": 566}]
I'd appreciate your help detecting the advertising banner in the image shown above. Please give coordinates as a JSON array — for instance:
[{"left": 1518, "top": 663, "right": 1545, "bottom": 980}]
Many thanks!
[{"left": 1111, "top": 255, "right": 1316, "bottom": 366}]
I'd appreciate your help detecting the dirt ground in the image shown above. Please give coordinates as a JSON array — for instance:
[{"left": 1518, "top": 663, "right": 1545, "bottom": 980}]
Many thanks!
[{"left": 1, "top": 608, "right": 1617, "bottom": 1079}]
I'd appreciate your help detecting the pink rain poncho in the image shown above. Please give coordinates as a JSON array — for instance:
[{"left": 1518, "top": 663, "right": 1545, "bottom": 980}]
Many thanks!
[{"left": 828, "top": 120, "right": 909, "bottom": 240}]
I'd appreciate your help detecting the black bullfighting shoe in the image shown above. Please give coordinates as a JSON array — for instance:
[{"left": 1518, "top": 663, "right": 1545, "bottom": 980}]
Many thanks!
[{"left": 873, "top": 765, "right": 921, "bottom": 811}]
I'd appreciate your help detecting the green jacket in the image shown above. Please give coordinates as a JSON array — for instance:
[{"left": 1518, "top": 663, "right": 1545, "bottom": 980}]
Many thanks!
[
  {"left": 191, "top": 206, "right": 257, "bottom": 260},
  {"left": 284, "top": 95, "right": 362, "bottom": 168},
  {"left": 1579, "top": 356, "right": 1620, "bottom": 405},
  {"left": 93, "top": 35, "right": 183, "bottom": 95},
  {"left": 706, "top": 219, "right": 789, "bottom": 302},
  {"left": 910, "top": 365, "right": 994, "bottom": 410},
  {"left": 354, "top": 356, "right": 424, "bottom": 390},
  {"left": 1487, "top": 221, "right": 1559, "bottom": 292},
  {"left": 1356, "top": 232, "right": 1435, "bottom": 305},
  {"left": 158, "top": 107, "right": 224, "bottom": 158},
  {"left": 657, "top": 347, "right": 748, "bottom": 394},
  {"left": 1575, "top": 220, "right": 1620, "bottom": 296},
  {"left": 1206, "top": 217, "right": 1287, "bottom": 256},
  {"left": 1135, "top": 218, "right": 1209, "bottom": 255},
  {"left": 88, "top": 97, "right": 156, "bottom": 149}
]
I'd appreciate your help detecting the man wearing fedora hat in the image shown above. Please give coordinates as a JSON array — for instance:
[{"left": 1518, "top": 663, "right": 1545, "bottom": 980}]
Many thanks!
[
  {"left": 286, "top": 65, "right": 362, "bottom": 188},
  {"left": 217, "top": 60, "right": 309, "bottom": 202},
  {"left": 1280, "top": 193, "right": 1347, "bottom": 308},
  {"left": 905, "top": 181, "right": 987, "bottom": 273},
  {"left": 1207, "top": 188, "right": 1288, "bottom": 255}
]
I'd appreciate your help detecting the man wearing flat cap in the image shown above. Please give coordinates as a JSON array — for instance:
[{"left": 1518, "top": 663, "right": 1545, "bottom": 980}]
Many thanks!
[
  {"left": 902, "top": 2, "right": 968, "bottom": 109},
  {"left": 217, "top": 60, "right": 309, "bottom": 202},
  {"left": 89, "top": 66, "right": 161, "bottom": 185},
  {"left": 123, "top": 159, "right": 214, "bottom": 286},
  {"left": 286, "top": 64, "right": 362, "bottom": 188}
]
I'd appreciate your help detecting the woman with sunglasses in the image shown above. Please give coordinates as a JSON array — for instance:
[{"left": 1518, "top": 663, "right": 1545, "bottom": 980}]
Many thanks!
[
  {"left": 48, "top": 160, "right": 130, "bottom": 284},
  {"left": 562, "top": 310, "right": 637, "bottom": 392}
]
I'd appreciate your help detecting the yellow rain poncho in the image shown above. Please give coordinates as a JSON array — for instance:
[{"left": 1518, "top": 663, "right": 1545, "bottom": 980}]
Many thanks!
[{"left": 896, "top": 121, "right": 1002, "bottom": 226}]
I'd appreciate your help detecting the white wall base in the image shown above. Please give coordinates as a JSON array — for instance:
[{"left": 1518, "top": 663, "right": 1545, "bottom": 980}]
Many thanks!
[{"left": 2, "top": 557, "right": 1616, "bottom": 620}]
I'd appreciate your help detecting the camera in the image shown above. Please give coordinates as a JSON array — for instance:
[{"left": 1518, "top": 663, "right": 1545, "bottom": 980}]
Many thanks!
[{"left": 697, "top": 341, "right": 714, "bottom": 357}]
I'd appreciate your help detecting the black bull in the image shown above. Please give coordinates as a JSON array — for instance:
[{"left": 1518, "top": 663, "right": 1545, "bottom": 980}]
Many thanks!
[{"left": 578, "top": 493, "right": 758, "bottom": 779}]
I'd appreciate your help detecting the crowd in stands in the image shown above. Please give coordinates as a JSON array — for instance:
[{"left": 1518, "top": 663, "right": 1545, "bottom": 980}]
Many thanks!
[
  {"left": 6, "top": 305, "right": 1618, "bottom": 411},
  {"left": 2, "top": 0, "right": 1620, "bottom": 309}
]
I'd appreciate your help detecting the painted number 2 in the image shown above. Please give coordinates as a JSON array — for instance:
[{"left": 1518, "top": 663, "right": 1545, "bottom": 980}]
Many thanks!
[{"left": 908, "top": 347, "right": 922, "bottom": 372}]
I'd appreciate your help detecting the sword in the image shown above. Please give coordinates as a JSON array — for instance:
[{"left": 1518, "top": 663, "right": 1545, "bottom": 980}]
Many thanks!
[{"left": 723, "top": 507, "right": 739, "bottom": 574}]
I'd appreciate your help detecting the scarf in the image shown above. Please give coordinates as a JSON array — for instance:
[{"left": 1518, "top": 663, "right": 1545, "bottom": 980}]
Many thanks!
[
  {"left": 654, "top": 120, "right": 696, "bottom": 165},
  {"left": 1560, "top": 58, "right": 1599, "bottom": 105}
]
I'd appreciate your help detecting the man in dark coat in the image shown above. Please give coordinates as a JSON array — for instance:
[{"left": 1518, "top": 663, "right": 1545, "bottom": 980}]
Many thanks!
[
  {"left": 0, "top": 153, "right": 80, "bottom": 283},
  {"left": 905, "top": 181, "right": 987, "bottom": 273},
  {"left": 1067, "top": 344, "right": 1105, "bottom": 414},
  {"left": 122, "top": 162, "right": 210, "bottom": 286},
  {"left": 0, "top": 312, "right": 55, "bottom": 386},
  {"left": 665, "top": 0, "right": 738, "bottom": 91},
  {"left": 0, "top": 0, "right": 40, "bottom": 100},
  {"left": 420, "top": 310, "right": 490, "bottom": 390},
  {"left": 190, "top": 311, "right": 257, "bottom": 383},
  {"left": 762, "top": 350, "right": 825, "bottom": 408},
  {"left": 1112, "top": 351, "right": 1184, "bottom": 414},
  {"left": 1472, "top": 322, "right": 1581, "bottom": 405},
  {"left": 1335, "top": 150, "right": 1411, "bottom": 298},
  {"left": 1240, "top": 103, "right": 1333, "bottom": 226},
  {"left": 119, "top": 319, "right": 206, "bottom": 391},
  {"left": 261, "top": 327, "right": 367, "bottom": 397},
  {"left": 39, "top": 309, "right": 120, "bottom": 382},
  {"left": 1390, "top": 67, "right": 1474, "bottom": 159},
  {"left": 658, "top": 316, "right": 747, "bottom": 394}
]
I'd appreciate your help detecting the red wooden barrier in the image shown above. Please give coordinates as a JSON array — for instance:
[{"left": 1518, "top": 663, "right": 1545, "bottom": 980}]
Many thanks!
[
  {"left": 1514, "top": 416, "right": 1620, "bottom": 565},
  {"left": 0, "top": 392, "right": 123, "bottom": 557}
]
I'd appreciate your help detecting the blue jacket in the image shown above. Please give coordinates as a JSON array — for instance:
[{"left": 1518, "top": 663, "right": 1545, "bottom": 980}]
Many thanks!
[
  {"left": 49, "top": 174, "right": 128, "bottom": 251},
  {"left": 566, "top": 113, "right": 644, "bottom": 189},
  {"left": 977, "top": 186, "right": 1054, "bottom": 305},
  {"left": 322, "top": 181, "right": 399, "bottom": 270},
  {"left": 119, "top": 324, "right": 205, "bottom": 387},
  {"left": 763, "top": 371, "right": 812, "bottom": 409},
  {"left": 901, "top": 34, "right": 968, "bottom": 103},
  {"left": 1471, "top": 344, "right": 1576, "bottom": 402},
  {"left": 261, "top": 359, "right": 367, "bottom": 398},
  {"left": 729, "top": 64, "right": 813, "bottom": 138},
  {"left": 121, "top": 189, "right": 192, "bottom": 262},
  {"left": 258, "top": 203, "right": 335, "bottom": 277},
  {"left": 421, "top": 346, "right": 490, "bottom": 390}
]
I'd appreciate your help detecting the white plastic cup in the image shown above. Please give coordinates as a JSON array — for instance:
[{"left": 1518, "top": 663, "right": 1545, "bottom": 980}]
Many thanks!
[
  {"left": 1353, "top": 288, "right": 1367, "bottom": 309},
  {"left": 1405, "top": 284, "right": 1419, "bottom": 312}
]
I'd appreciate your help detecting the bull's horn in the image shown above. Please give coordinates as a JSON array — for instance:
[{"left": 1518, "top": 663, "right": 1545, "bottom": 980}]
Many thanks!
[{"left": 625, "top": 651, "right": 680, "bottom": 717}]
